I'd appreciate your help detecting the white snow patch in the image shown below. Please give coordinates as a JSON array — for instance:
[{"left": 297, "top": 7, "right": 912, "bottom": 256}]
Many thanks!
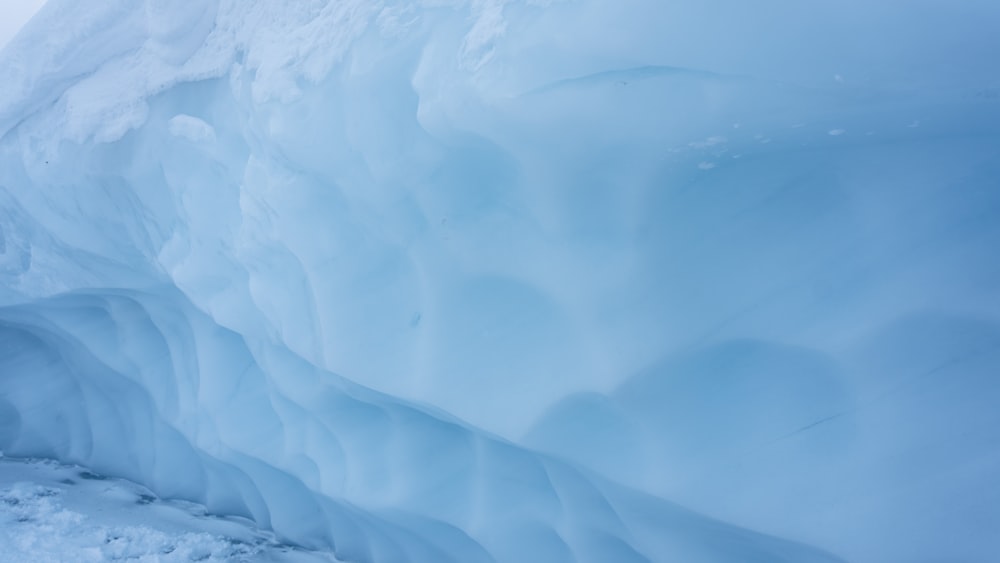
[{"left": 0, "top": 457, "right": 340, "bottom": 563}]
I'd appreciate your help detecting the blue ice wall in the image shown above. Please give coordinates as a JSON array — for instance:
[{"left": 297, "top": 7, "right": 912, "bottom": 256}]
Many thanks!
[{"left": 1, "top": 1, "right": 999, "bottom": 561}]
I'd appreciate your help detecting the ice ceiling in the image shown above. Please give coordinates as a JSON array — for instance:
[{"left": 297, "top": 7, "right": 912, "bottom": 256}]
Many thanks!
[{"left": 1, "top": 1, "right": 999, "bottom": 562}]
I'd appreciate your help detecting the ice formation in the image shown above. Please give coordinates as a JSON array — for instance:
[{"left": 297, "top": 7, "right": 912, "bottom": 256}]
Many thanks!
[{"left": 1, "top": 1, "right": 999, "bottom": 562}]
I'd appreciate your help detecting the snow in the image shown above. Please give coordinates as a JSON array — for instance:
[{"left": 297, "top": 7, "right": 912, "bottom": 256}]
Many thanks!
[
  {"left": 1, "top": 1, "right": 1000, "bottom": 562},
  {"left": 0, "top": 457, "right": 338, "bottom": 562}
]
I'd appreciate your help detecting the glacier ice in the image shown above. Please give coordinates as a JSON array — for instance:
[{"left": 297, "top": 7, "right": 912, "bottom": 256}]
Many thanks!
[{"left": 1, "top": 0, "right": 1000, "bottom": 561}]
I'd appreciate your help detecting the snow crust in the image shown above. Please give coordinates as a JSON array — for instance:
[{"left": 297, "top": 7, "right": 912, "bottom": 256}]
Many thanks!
[
  {"left": 0, "top": 456, "right": 338, "bottom": 562},
  {"left": 1, "top": 1, "right": 1000, "bottom": 561}
]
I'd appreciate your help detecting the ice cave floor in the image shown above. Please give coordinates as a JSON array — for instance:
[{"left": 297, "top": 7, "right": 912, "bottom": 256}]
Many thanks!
[{"left": 0, "top": 456, "right": 340, "bottom": 563}]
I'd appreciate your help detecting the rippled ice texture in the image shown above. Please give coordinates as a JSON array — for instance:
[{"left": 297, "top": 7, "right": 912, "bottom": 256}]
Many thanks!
[{"left": 1, "top": 1, "right": 999, "bottom": 562}]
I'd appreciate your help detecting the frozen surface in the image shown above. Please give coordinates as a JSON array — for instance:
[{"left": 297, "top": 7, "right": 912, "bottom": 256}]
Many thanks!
[
  {"left": 0, "top": 0, "right": 45, "bottom": 53},
  {"left": 0, "top": 456, "right": 339, "bottom": 562},
  {"left": 1, "top": 1, "right": 1000, "bottom": 562}
]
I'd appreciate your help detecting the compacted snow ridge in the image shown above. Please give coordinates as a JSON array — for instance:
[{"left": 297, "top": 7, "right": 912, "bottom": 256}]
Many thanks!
[{"left": 1, "top": 1, "right": 999, "bottom": 562}]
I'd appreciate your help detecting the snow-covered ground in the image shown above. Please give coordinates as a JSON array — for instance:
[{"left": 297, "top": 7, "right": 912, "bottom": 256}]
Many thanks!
[{"left": 0, "top": 456, "right": 338, "bottom": 563}]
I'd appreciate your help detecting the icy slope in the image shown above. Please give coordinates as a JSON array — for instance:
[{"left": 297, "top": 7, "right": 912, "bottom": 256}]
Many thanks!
[{"left": 1, "top": 1, "right": 999, "bottom": 562}]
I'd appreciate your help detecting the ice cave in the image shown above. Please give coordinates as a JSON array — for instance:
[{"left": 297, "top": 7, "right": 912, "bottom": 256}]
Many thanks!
[{"left": 1, "top": 0, "right": 999, "bottom": 561}]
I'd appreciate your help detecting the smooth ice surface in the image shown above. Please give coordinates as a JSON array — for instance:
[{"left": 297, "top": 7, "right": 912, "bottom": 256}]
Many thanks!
[
  {"left": 0, "top": 0, "right": 45, "bottom": 52},
  {"left": 1, "top": 1, "right": 1000, "bottom": 562}
]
